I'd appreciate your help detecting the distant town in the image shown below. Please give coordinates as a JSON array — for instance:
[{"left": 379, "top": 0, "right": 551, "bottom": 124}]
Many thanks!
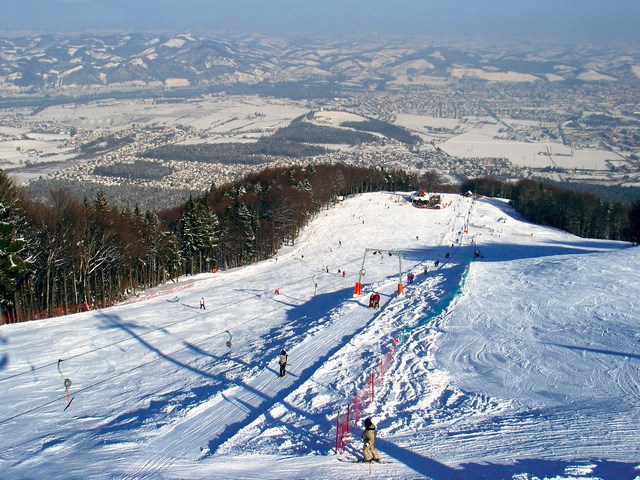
[{"left": 0, "top": 32, "right": 638, "bottom": 209}]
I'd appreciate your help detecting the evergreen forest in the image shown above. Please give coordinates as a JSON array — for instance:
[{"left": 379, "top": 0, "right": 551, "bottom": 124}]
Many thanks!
[{"left": 461, "top": 176, "right": 640, "bottom": 242}]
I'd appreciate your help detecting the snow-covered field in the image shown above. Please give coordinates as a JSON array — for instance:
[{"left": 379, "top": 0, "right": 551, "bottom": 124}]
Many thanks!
[
  {"left": 437, "top": 121, "right": 619, "bottom": 170},
  {"left": 31, "top": 95, "right": 307, "bottom": 136},
  {"left": 1, "top": 95, "right": 309, "bottom": 184},
  {"left": 1, "top": 192, "right": 639, "bottom": 480},
  {"left": 391, "top": 114, "right": 622, "bottom": 171}
]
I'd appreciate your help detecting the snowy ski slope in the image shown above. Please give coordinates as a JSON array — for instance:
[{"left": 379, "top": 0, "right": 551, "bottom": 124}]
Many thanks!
[{"left": 1, "top": 192, "right": 638, "bottom": 480}]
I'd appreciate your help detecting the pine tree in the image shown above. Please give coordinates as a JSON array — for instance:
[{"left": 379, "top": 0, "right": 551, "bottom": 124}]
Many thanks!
[
  {"left": 178, "top": 196, "right": 199, "bottom": 275},
  {"left": 235, "top": 200, "right": 257, "bottom": 264},
  {"left": 193, "top": 199, "right": 219, "bottom": 272},
  {"left": 178, "top": 196, "right": 219, "bottom": 274},
  {"left": 0, "top": 171, "right": 33, "bottom": 322},
  {"left": 629, "top": 200, "right": 640, "bottom": 244}
]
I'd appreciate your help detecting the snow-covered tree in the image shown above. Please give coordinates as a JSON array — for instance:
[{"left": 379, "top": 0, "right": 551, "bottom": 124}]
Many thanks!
[
  {"left": 0, "top": 171, "right": 33, "bottom": 322},
  {"left": 178, "top": 196, "right": 219, "bottom": 274}
]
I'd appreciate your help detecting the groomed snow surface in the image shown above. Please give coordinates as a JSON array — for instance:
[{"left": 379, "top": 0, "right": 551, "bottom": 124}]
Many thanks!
[{"left": 1, "top": 192, "right": 639, "bottom": 480}]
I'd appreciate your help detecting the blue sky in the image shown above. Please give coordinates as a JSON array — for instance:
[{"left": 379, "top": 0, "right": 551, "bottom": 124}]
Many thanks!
[{"left": 2, "top": 0, "right": 639, "bottom": 44}]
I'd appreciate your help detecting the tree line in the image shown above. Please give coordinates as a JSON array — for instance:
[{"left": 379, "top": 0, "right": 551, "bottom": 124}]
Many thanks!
[
  {"left": 93, "top": 160, "right": 175, "bottom": 181},
  {"left": 141, "top": 137, "right": 329, "bottom": 164},
  {"left": 0, "top": 164, "right": 417, "bottom": 324},
  {"left": 461, "top": 176, "right": 640, "bottom": 242},
  {"left": 26, "top": 177, "right": 201, "bottom": 213},
  {"left": 340, "top": 119, "right": 421, "bottom": 145},
  {"left": 140, "top": 119, "right": 388, "bottom": 165},
  {"left": 4, "top": 167, "right": 638, "bottom": 325},
  {"left": 270, "top": 121, "right": 379, "bottom": 145}
]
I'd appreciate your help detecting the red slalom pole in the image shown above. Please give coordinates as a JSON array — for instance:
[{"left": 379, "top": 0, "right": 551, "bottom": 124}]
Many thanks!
[
  {"left": 369, "top": 372, "right": 375, "bottom": 401},
  {"left": 345, "top": 405, "right": 351, "bottom": 435},
  {"left": 335, "top": 411, "right": 340, "bottom": 453},
  {"left": 336, "top": 412, "right": 340, "bottom": 453}
]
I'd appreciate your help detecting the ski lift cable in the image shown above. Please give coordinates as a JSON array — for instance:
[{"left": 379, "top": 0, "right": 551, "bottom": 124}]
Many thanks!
[
  {"left": 0, "top": 303, "right": 286, "bottom": 426},
  {"left": 0, "top": 245, "right": 405, "bottom": 386},
  {"left": 0, "top": 279, "right": 353, "bottom": 427},
  {"left": 0, "top": 269, "right": 355, "bottom": 424},
  {"left": 0, "top": 263, "right": 352, "bottom": 384},
  {"left": 0, "top": 252, "right": 380, "bottom": 423}
]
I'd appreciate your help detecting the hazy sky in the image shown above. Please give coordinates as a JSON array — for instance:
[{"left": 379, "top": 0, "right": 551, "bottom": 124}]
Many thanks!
[{"left": 2, "top": 0, "right": 639, "bottom": 44}]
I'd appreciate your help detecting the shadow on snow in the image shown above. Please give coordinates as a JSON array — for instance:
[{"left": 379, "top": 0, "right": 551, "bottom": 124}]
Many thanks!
[
  {"left": 0, "top": 334, "right": 7, "bottom": 372},
  {"left": 204, "top": 287, "right": 369, "bottom": 455},
  {"left": 376, "top": 438, "right": 639, "bottom": 480},
  {"left": 90, "top": 310, "right": 253, "bottom": 439},
  {"left": 549, "top": 342, "right": 640, "bottom": 362}
]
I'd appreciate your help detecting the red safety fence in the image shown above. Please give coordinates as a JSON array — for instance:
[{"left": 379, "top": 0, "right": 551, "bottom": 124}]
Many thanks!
[{"left": 334, "top": 338, "right": 399, "bottom": 453}]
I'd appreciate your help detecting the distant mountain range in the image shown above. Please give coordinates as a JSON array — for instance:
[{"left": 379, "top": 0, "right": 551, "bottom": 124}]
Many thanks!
[{"left": 0, "top": 32, "right": 638, "bottom": 95}]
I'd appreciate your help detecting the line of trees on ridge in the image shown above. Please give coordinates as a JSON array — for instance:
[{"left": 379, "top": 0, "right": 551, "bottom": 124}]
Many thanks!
[
  {"left": 0, "top": 164, "right": 417, "bottom": 324},
  {"left": 461, "top": 176, "right": 640, "bottom": 242},
  {"left": 3, "top": 168, "right": 639, "bottom": 325}
]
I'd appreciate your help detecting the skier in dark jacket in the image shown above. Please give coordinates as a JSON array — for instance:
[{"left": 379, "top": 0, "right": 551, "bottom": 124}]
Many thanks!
[
  {"left": 278, "top": 349, "right": 288, "bottom": 377},
  {"left": 361, "top": 417, "right": 380, "bottom": 462}
]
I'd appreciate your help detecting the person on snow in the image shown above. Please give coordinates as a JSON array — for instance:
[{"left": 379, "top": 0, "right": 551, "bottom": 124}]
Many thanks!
[
  {"left": 373, "top": 292, "right": 380, "bottom": 309},
  {"left": 361, "top": 418, "right": 380, "bottom": 462},
  {"left": 200, "top": 297, "right": 206, "bottom": 309},
  {"left": 369, "top": 293, "right": 375, "bottom": 309},
  {"left": 278, "top": 349, "right": 289, "bottom": 377}
]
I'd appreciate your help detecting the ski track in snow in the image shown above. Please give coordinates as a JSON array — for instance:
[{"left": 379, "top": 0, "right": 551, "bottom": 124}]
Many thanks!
[{"left": 1, "top": 192, "right": 639, "bottom": 480}]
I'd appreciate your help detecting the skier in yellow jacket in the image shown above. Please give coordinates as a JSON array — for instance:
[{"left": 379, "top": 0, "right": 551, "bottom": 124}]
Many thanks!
[{"left": 361, "top": 417, "right": 380, "bottom": 462}]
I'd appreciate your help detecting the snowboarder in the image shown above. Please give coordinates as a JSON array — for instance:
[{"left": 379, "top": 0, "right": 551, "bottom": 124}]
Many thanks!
[
  {"left": 278, "top": 349, "right": 288, "bottom": 377},
  {"left": 200, "top": 297, "right": 206, "bottom": 309},
  {"left": 361, "top": 418, "right": 380, "bottom": 462}
]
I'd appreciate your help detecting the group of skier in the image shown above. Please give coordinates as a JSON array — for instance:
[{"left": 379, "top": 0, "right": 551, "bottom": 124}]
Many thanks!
[
  {"left": 267, "top": 252, "right": 469, "bottom": 464},
  {"left": 274, "top": 347, "right": 381, "bottom": 463}
]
